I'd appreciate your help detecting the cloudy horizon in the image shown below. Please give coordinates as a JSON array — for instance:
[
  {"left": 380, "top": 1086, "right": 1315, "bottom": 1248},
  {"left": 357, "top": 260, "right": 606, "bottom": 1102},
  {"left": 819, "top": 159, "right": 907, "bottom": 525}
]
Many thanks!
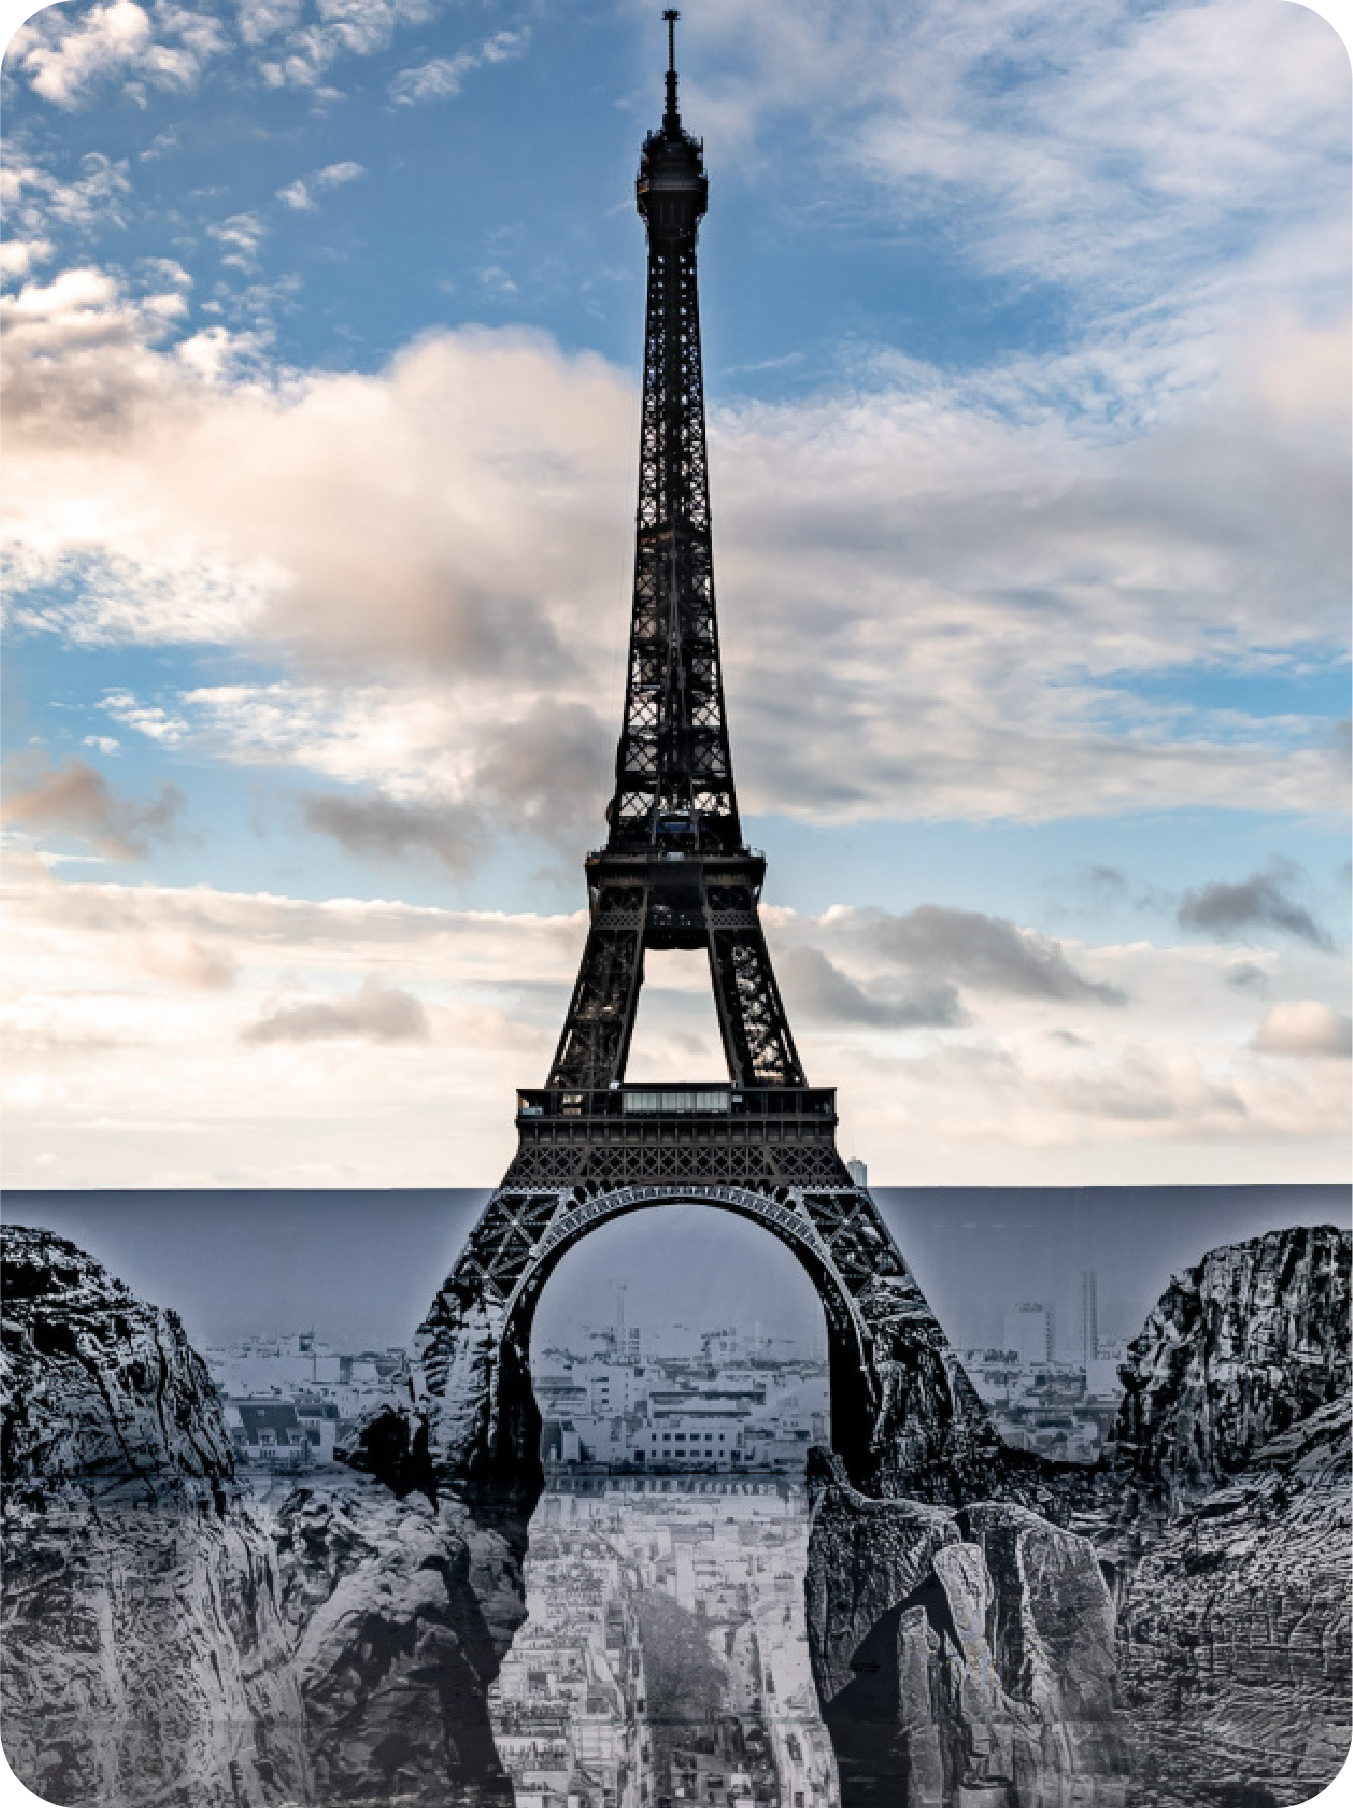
[{"left": 2, "top": 0, "right": 1349, "bottom": 1188}]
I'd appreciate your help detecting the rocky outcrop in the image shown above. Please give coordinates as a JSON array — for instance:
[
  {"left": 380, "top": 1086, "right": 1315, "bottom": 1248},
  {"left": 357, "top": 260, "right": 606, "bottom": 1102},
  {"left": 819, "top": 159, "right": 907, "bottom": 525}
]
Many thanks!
[
  {"left": 1110, "top": 1229, "right": 1353, "bottom": 1807},
  {"left": 808, "top": 1457, "right": 1129, "bottom": 1805},
  {"left": 270, "top": 1485, "right": 527, "bottom": 1806},
  {"left": 0, "top": 1226, "right": 530, "bottom": 1808},
  {"left": 1116, "top": 1224, "right": 1350, "bottom": 1505},
  {"left": 2, "top": 1226, "right": 234, "bottom": 1506},
  {"left": 391, "top": 1275, "right": 542, "bottom": 1505},
  {"left": 806, "top": 1221, "right": 1352, "bottom": 1807},
  {"left": 855, "top": 1270, "right": 1013, "bottom": 1504},
  {"left": 2, "top": 1497, "right": 310, "bottom": 1805}
]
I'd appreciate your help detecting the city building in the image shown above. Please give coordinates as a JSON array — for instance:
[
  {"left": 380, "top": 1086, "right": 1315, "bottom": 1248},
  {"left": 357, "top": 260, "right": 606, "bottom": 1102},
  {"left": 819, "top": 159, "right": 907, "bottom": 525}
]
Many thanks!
[{"left": 1003, "top": 1302, "right": 1052, "bottom": 1366}]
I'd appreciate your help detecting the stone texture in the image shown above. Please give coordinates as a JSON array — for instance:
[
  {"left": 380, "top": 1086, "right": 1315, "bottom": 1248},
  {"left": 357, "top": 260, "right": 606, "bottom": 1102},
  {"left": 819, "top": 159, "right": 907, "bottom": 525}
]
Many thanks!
[
  {"left": 0, "top": 1225, "right": 531, "bottom": 1808},
  {"left": 857, "top": 1271, "right": 1011, "bottom": 1504},
  {"left": 808, "top": 1458, "right": 1128, "bottom": 1805},
  {"left": 271, "top": 1485, "right": 527, "bottom": 1806},
  {"left": 401, "top": 1274, "right": 543, "bottom": 1504},
  {"left": 1, "top": 1225, "right": 234, "bottom": 1506},
  {"left": 2, "top": 1498, "right": 310, "bottom": 1806},
  {"left": 1116, "top": 1397, "right": 1351, "bottom": 1806},
  {"left": 1115, "top": 1224, "right": 1350, "bottom": 1506}
]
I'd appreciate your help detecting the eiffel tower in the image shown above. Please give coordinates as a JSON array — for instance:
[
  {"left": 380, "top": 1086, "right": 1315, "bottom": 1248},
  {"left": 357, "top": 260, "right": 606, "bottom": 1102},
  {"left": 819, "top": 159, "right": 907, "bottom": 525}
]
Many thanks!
[{"left": 409, "top": 14, "right": 992, "bottom": 1503}]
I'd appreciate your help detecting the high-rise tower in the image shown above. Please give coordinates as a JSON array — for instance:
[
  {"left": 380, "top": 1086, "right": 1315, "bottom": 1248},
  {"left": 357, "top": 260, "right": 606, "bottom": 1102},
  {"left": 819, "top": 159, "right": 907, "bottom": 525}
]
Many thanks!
[
  {"left": 548, "top": 9, "right": 802, "bottom": 1094},
  {"left": 408, "top": 16, "right": 990, "bottom": 1501}
]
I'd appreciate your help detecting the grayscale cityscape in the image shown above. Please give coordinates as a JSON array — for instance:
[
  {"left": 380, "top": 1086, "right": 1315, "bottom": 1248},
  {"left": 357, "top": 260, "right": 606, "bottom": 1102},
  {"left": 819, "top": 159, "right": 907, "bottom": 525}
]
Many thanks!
[
  {"left": 205, "top": 1269, "right": 1128, "bottom": 1490},
  {"left": 196, "top": 1281, "right": 1131, "bottom": 1808}
]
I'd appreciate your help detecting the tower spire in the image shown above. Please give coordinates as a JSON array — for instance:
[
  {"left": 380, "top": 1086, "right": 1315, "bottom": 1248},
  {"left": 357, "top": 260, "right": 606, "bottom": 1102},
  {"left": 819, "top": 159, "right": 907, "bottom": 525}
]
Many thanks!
[
  {"left": 663, "top": 8, "right": 680, "bottom": 126},
  {"left": 544, "top": 16, "right": 804, "bottom": 1093}
]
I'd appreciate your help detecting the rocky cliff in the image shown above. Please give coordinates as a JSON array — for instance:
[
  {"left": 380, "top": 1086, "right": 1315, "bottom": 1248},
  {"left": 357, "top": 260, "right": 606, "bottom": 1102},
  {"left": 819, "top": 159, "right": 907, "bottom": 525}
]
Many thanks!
[
  {"left": 808, "top": 1455, "right": 1128, "bottom": 1806},
  {"left": 805, "top": 1221, "right": 1351, "bottom": 1807},
  {"left": 1, "top": 1227, "right": 309, "bottom": 1804},
  {"left": 2, "top": 1226, "right": 234, "bottom": 1507},
  {"left": 1106, "top": 1224, "right": 1352, "bottom": 1806},
  {"left": 269, "top": 1484, "right": 526, "bottom": 1806},
  {"left": 1117, "top": 1398, "right": 1350, "bottom": 1805},
  {"left": 0, "top": 1226, "right": 529, "bottom": 1807},
  {"left": 1115, "top": 1224, "right": 1350, "bottom": 1505}
]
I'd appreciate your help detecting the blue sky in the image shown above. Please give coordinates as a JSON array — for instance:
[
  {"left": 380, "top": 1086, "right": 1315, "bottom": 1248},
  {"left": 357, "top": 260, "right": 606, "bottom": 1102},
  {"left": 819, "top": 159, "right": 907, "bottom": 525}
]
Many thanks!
[{"left": 2, "top": 0, "right": 1350, "bottom": 1188}]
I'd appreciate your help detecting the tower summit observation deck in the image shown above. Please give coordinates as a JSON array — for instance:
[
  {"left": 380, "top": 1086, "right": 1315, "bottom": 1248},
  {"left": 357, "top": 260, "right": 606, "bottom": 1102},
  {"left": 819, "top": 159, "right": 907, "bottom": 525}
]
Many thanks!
[{"left": 405, "top": 15, "right": 993, "bottom": 1502}]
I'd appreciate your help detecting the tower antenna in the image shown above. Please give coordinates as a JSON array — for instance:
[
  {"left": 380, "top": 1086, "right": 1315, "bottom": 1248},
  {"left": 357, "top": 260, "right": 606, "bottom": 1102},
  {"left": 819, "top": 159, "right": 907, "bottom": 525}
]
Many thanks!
[{"left": 663, "top": 8, "right": 680, "bottom": 125}]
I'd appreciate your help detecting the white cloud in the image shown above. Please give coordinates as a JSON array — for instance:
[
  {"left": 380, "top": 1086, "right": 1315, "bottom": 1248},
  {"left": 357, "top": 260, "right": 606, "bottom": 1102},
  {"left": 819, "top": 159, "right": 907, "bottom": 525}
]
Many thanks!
[
  {"left": 1, "top": 251, "right": 1346, "bottom": 830},
  {"left": 1251, "top": 1000, "right": 1352, "bottom": 1059},
  {"left": 205, "top": 212, "right": 266, "bottom": 272},
  {"left": 255, "top": 0, "right": 440, "bottom": 89},
  {"left": 243, "top": 975, "right": 429, "bottom": 1043},
  {"left": 390, "top": 27, "right": 530, "bottom": 105},
  {"left": 276, "top": 160, "right": 366, "bottom": 210},
  {"left": 684, "top": 0, "right": 1348, "bottom": 328},
  {"left": 1, "top": 870, "right": 1346, "bottom": 1186},
  {"left": 8, "top": 0, "right": 227, "bottom": 107}
]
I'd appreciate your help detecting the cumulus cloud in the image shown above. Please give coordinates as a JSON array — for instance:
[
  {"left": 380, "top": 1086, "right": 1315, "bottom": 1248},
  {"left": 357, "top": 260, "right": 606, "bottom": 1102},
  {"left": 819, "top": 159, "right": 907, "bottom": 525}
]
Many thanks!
[
  {"left": 243, "top": 977, "right": 429, "bottom": 1044},
  {"left": 843, "top": 905, "right": 1126, "bottom": 1005},
  {"left": 1251, "top": 1001, "right": 1352, "bottom": 1059},
  {"left": 777, "top": 946, "right": 965, "bottom": 1028},
  {"left": 3, "top": 262, "right": 1345, "bottom": 834},
  {"left": 1178, "top": 862, "right": 1333, "bottom": 949},
  {"left": 137, "top": 932, "right": 237, "bottom": 990},
  {"left": 7, "top": 0, "right": 227, "bottom": 107},
  {"left": 1, "top": 757, "right": 184, "bottom": 861}
]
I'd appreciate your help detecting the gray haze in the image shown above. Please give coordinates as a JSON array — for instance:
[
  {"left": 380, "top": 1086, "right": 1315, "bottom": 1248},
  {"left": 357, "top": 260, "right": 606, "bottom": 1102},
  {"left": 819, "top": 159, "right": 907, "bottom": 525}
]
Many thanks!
[{"left": 5, "top": 1185, "right": 1346, "bottom": 1362}]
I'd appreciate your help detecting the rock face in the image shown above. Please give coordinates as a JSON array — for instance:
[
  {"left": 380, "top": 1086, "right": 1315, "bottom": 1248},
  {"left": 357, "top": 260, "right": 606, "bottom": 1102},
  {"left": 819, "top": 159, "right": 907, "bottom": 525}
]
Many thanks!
[
  {"left": 270, "top": 1486, "right": 527, "bottom": 1806},
  {"left": 1, "top": 1227, "right": 309, "bottom": 1804},
  {"left": 806, "top": 1222, "right": 1352, "bottom": 1807},
  {"left": 2, "top": 1497, "right": 310, "bottom": 1806},
  {"left": 2, "top": 1226, "right": 234, "bottom": 1505},
  {"left": 1116, "top": 1225, "right": 1350, "bottom": 1505},
  {"left": 808, "top": 1459, "right": 1128, "bottom": 1806},
  {"left": 0, "top": 1226, "right": 530, "bottom": 1808},
  {"left": 1105, "top": 1225, "right": 1353, "bottom": 1806},
  {"left": 1117, "top": 1399, "right": 1351, "bottom": 1806}
]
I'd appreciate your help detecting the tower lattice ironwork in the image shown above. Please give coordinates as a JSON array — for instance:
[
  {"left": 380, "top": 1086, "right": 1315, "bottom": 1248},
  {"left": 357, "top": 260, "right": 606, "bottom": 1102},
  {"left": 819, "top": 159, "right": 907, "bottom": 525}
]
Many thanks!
[
  {"left": 547, "top": 9, "right": 802, "bottom": 1095},
  {"left": 409, "top": 15, "right": 990, "bottom": 1501}
]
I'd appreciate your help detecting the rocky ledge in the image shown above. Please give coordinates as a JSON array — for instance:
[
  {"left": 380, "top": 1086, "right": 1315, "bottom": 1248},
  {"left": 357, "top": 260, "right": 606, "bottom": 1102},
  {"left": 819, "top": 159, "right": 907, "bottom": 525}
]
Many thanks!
[
  {"left": 2, "top": 1225, "right": 234, "bottom": 1507},
  {"left": 1116, "top": 1224, "right": 1350, "bottom": 1506},
  {"left": 808, "top": 1454, "right": 1128, "bottom": 1806},
  {"left": 0, "top": 1225, "right": 528, "bottom": 1807}
]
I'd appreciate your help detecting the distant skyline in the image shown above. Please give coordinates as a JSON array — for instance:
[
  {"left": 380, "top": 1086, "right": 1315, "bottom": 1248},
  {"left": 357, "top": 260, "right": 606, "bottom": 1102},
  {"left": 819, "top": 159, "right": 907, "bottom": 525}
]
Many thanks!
[
  {"left": 2, "top": 0, "right": 1350, "bottom": 1188},
  {"left": 7, "top": 1184, "right": 1346, "bottom": 1361}
]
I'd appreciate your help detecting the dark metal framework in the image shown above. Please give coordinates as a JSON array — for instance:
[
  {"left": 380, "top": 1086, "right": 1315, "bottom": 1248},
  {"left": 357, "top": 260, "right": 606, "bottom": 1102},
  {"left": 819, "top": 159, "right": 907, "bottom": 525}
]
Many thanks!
[
  {"left": 547, "top": 13, "right": 801, "bottom": 1094},
  {"left": 425, "top": 24, "right": 964, "bottom": 1499}
]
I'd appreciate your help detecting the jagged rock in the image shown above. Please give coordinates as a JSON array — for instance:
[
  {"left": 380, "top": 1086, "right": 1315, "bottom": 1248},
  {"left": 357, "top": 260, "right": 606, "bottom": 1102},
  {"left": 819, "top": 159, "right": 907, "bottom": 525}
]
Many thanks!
[
  {"left": 805, "top": 1451, "right": 961, "bottom": 1704},
  {"left": 808, "top": 1457, "right": 1128, "bottom": 1805},
  {"left": 2, "top": 1499, "right": 310, "bottom": 1806},
  {"left": 1, "top": 1225, "right": 233, "bottom": 1506},
  {"left": 1116, "top": 1225, "right": 1350, "bottom": 1504},
  {"left": 850, "top": 1271, "right": 1008, "bottom": 1501},
  {"left": 338, "top": 1400, "right": 439, "bottom": 1502},
  {"left": 407, "top": 1276, "right": 542, "bottom": 1504},
  {"left": 0, "top": 1225, "right": 531, "bottom": 1807},
  {"left": 271, "top": 1485, "right": 528, "bottom": 1806},
  {"left": 1116, "top": 1398, "right": 1352, "bottom": 1806}
]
